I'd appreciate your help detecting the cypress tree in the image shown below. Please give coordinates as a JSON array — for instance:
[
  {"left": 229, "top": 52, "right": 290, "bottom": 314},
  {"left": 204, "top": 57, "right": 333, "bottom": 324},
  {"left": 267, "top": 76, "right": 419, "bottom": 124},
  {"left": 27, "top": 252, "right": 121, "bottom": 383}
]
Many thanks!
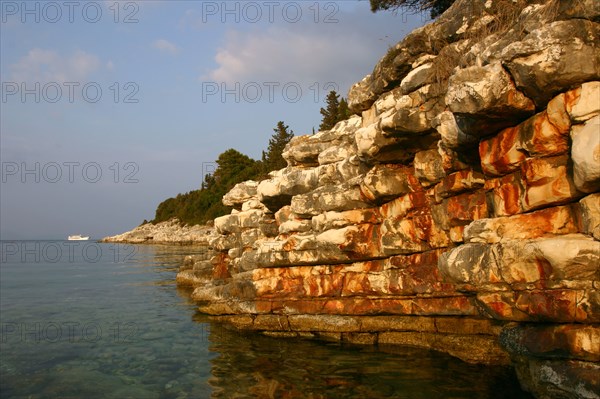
[{"left": 262, "top": 121, "right": 294, "bottom": 173}]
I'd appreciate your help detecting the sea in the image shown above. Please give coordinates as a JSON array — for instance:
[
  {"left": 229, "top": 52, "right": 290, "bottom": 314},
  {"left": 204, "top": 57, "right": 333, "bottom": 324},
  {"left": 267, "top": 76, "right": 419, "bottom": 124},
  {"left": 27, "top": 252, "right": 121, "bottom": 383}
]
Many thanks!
[{"left": 0, "top": 241, "right": 533, "bottom": 398}]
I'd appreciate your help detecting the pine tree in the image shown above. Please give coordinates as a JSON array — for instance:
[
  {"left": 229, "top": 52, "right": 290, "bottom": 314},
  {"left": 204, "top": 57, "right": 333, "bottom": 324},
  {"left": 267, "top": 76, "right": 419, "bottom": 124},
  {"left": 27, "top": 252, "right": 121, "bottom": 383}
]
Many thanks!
[
  {"left": 338, "top": 98, "right": 350, "bottom": 122},
  {"left": 262, "top": 121, "right": 294, "bottom": 173},
  {"left": 319, "top": 91, "right": 341, "bottom": 131},
  {"left": 319, "top": 91, "right": 352, "bottom": 131}
]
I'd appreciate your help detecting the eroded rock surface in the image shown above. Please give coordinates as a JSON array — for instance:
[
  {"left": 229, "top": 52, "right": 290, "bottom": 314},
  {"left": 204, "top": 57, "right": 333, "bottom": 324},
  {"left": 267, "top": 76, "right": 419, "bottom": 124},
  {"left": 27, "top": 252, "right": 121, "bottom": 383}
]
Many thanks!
[{"left": 171, "top": 1, "right": 599, "bottom": 398}]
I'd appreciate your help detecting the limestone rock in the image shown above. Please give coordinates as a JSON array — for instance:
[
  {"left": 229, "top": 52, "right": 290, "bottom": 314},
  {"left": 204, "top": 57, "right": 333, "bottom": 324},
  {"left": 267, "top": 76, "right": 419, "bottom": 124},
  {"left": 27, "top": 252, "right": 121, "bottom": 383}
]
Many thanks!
[
  {"left": 502, "top": 20, "right": 600, "bottom": 108},
  {"left": 214, "top": 209, "right": 264, "bottom": 235},
  {"left": 222, "top": 181, "right": 258, "bottom": 208},
  {"left": 347, "top": 75, "right": 377, "bottom": 115},
  {"left": 173, "top": 3, "right": 600, "bottom": 393},
  {"left": 500, "top": 324, "right": 600, "bottom": 362},
  {"left": 414, "top": 149, "right": 445, "bottom": 186},
  {"left": 571, "top": 115, "right": 600, "bottom": 193},
  {"left": 101, "top": 219, "right": 214, "bottom": 244},
  {"left": 486, "top": 173, "right": 524, "bottom": 217},
  {"left": 291, "top": 181, "right": 372, "bottom": 218},
  {"left": 311, "top": 208, "right": 381, "bottom": 233},
  {"left": 433, "top": 169, "right": 485, "bottom": 201},
  {"left": 579, "top": 194, "right": 600, "bottom": 240},
  {"left": 380, "top": 98, "right": 441, "bottom": 135},
  {"left": 464, "top": 205, "right": 579, "bottom": 244},
  {"left": 520, "top": 155, "right": 581, "bottom": 211},
  {"left": 511, "top": 358, "right": 600, "bottom": 399},
  {"left": 400, "top": 63, "right": 434, "bottom": 95},
  {"left": 359, "top": 164, "right": 420, "bottom": 204},
  {"left": 318, "top": 157, "right": 368, "bottom": 186},
  {"left": 567, "top": 81, "right": 600, "bottom": 123},
  {"left": 355, "top": 121, "right": 440, "bottom": 163},
  {"left": 446, "top": 62, "right": 535, "bottom": 137},
  {"left": 432, "top": 110, "right": 478, "bottom": 150},
  {"left": 282, "top": 136, "right": 328, "bottom": 167},
  {"left": 257, "top": 167, "right": 319, "bottom": 212}
]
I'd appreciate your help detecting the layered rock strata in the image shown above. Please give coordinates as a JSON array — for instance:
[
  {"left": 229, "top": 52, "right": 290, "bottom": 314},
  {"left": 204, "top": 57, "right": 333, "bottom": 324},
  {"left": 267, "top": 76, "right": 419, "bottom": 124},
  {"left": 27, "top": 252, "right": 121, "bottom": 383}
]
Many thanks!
[
  {"left": 102, "top": 219, "right": 213, "bottom": 245},
  {"left": 177, "top": 1, "right": 599, "bottom": 397}
]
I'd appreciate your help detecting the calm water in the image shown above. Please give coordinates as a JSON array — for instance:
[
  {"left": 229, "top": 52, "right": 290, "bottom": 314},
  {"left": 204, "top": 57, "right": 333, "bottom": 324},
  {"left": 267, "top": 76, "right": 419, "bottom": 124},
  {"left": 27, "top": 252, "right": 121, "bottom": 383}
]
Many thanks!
[{"left": 0, "top": 241, "right": 531, "bottom": 398}]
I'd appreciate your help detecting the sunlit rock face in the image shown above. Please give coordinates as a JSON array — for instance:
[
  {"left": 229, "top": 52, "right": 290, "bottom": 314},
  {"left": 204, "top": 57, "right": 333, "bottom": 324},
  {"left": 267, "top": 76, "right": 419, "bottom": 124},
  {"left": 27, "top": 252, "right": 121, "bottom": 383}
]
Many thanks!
[
  {"left": 101, "top": 219, "right": 214, "bottom": 245},
  {"left": 177, "top": 1, "right": 600, "bottom": 397}
]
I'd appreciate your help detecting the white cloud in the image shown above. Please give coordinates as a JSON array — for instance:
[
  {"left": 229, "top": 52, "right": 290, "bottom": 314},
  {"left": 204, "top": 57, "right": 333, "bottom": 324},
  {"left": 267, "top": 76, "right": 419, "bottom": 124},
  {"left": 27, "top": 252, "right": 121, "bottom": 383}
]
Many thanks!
[
  {"left": 153, "top": 39, "right": 180, "bottom": 55},
  {"left": 10, "top": 49, "right": 101, "bottom": 83},
  {"left": 106, "top": 60, "right": 115, "bottom": 71},
  {"left": 199, "top": 7, "right": 420, "bottom": 96}
]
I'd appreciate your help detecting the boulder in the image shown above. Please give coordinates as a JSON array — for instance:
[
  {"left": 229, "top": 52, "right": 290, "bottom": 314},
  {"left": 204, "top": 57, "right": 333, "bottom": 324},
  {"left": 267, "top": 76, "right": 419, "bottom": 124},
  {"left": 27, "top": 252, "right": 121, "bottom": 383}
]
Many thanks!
[
  {"left": 567, "top": 81, "right": 600, "bottom": 123},
  {"left": 502, "top": 20, "right": 600, "bottom": 108},
  {"left": 257, "top": 167, "right": 319, "bottom": 212},
  {"left": 359, "top": 164, "right": 420, "bottom": 204},
  {"left": 414, "top": 149, "right": 446, "bottom": 186},
  {"left": 520, "top": 155, "right": 581, "bottom": 211},
  {"left": 571, "top": 115, "right": 600, "bottom": 193},
  {"left": 222, "top": 181, "right": 258, "bottom": 208},
  {"left": 291, "top": 181, "right": 372, "bottom": 218},
  {"left": 464, "top": 205, "right": 579, "bottom": 244},
  {"left": 446, "top": 62, "right": 535, "bottom": 138}
]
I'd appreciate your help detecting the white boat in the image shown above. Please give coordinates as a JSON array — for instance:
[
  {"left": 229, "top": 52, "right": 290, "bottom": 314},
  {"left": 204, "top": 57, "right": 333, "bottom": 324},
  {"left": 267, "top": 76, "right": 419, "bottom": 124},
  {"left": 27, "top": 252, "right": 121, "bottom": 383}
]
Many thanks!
[{"left": 68, "top": 235, "right": 90, "bottom": 241}]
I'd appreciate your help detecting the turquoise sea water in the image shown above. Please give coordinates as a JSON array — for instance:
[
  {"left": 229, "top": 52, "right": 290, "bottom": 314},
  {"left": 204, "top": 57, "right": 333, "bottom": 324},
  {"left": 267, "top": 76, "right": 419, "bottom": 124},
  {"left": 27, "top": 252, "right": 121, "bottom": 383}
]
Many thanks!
[{"left": 0, "top": 241, "right": 532, "bottom": 398}]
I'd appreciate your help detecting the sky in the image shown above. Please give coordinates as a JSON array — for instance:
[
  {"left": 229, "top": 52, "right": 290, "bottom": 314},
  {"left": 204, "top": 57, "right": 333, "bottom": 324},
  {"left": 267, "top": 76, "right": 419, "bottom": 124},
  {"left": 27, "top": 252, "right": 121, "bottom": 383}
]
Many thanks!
[{"left": 0, "top": 0, "right": 429, "bottom": 240}]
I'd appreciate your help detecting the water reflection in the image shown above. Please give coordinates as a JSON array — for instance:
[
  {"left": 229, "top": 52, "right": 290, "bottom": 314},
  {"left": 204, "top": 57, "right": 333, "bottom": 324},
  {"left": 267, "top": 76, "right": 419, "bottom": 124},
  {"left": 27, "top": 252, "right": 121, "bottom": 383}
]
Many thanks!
[
  {"left": 200, "top": 316, "right": 532, "bottom": 399},
  {"left": 1, "top": 243, "right": 532, "bottom": 398}
]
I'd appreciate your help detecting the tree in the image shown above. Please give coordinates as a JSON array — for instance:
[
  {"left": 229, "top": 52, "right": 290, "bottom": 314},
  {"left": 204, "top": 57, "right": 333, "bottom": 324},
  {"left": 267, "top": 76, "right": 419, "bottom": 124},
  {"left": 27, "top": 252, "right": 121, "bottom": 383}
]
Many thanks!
[
  {"left": 262, "top": 121, "right": 294, "bottom": 173},
  {"left": 320, "top": 90, "right": 349, "bottom": 131},
  {"left": 370, "top": 0, "right": 455, "bottom": 18},
  {"left": 153, "top": 149, "right": 262, "bottom": 225},
  {"left": 338, "top": 98, "right": 350, "bottom": 122}
]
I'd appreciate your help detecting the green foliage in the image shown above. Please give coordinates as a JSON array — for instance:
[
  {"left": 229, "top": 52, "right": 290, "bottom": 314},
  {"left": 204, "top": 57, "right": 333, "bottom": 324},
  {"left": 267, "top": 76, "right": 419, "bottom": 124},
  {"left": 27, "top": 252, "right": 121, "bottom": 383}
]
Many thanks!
[
  {"left": 370, "top": 0, "right": 455, "bottom": 18},
  {"left": 152, "top": 121, "right": 295, "bottom": 226},
  {"left": 319, "top": 91, "right": 350, "bottom": 131},
  {"left": 338, "top": 98, "right": 351, "bottom": 122},
  {"left": 153, "top": 149, "right": 261, "bottom": 225},
  {"left": 262, "top": 121, "right": 294, "bottom": 173}
]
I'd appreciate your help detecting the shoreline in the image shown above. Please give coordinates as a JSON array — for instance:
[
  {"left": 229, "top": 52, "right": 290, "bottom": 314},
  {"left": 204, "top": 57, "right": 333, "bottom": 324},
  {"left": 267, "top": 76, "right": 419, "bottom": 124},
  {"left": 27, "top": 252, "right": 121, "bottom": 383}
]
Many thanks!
[{"left": 100, "top": 219, "right": 214, "bottom": 246}]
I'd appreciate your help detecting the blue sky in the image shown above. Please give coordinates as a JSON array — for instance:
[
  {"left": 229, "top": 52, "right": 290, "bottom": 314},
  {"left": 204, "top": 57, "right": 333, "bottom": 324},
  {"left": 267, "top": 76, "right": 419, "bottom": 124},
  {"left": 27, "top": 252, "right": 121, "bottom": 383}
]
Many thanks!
[{"left": 0, "top": 1, "right": 428, "bottom": 239}]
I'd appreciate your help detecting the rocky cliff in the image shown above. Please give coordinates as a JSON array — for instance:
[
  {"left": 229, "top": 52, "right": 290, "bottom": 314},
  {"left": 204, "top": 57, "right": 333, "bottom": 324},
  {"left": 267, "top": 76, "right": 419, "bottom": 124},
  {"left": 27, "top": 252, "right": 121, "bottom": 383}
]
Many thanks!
[
  {"left": 177, "top": 1, "right": 599, "bottom": 397},
  {"left": 102, "top": 219, "right": 213, "bottom": 245}
]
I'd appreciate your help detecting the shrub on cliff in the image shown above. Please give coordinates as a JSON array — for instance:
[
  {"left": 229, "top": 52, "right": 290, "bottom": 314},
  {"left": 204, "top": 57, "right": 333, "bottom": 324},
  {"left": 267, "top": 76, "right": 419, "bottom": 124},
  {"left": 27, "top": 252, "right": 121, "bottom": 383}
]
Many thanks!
[{"left": 370, "top": 0, "right": 455, "bottom": 18}]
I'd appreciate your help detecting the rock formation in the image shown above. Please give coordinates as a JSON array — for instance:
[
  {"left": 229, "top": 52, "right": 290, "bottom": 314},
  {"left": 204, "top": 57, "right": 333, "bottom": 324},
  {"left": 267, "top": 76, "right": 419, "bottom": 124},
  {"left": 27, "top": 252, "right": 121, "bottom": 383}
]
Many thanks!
[
  {"left": 174, "top": 0, "right": 600, "bottom": 397},
  {"left": 102, "top": 219, "right": 213, "bottom": 245}
]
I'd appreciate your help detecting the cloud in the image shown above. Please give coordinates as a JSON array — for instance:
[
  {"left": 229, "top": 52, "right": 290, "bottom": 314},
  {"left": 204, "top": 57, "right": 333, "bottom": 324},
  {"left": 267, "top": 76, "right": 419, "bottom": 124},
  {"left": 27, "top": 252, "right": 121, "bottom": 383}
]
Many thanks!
[
  {"left": 199, "top": 7, "right": 420, "bottom": 96},
  {"left": 10, "top": 49, "right": 101, "bottom": 83},
  {"left": 153, "top": 39, "right": 180, "bottom": 55}
]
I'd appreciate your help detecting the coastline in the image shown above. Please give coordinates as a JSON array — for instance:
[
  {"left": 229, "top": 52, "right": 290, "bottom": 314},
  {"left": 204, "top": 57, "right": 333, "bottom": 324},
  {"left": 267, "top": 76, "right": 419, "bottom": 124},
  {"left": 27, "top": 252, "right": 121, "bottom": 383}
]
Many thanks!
[{"left": 100, "top": 219, "right": 214, "bottom": 246}]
